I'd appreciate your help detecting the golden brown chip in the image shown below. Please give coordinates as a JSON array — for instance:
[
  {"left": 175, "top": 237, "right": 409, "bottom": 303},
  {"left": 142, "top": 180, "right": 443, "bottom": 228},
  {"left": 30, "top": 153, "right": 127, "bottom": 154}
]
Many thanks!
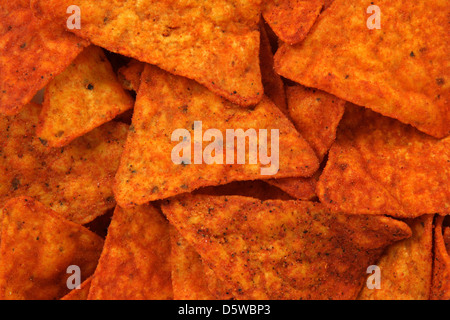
[
  {"left": 88, "top": 205, "right": 173, "bottom": 300},
  {"left": 358, "top": 215, "right": 433, "bottom": 300},
  {"left": 114, "top": 65, "right": 319, "bottom": 207},
  {"left": 0, "top": 197, "right": 103, "bottom": 300},
  {"left": 262, "top": 0, "right": 323, "bottom": 45},
  {"left": 195, "top": 180, "right": 293, "bottom": 201},
  {"left": 32, "top": 0, "right": 263, "bottom": 106},
  {"left": 0, "top": 103, "right": 128, "bottom": 225},
  {"left": 118, "top": 59, "right": 145, "bottom": 92},
  {"left": 0, "top": 1, "right": 88, "bottom": 115},
  {"left": 317, "top": 105, "right": 450, "bottom": 218},
  {"left": 430, "top": 216, "right": 450, "bottom": 300},
  {"left": 61, "top": 276, "right": 93, "bottom": 300},
  {"left": 275, "top": 0, "right": 450, "bottom": 138},
  {"left": 170, "top": 226, "right": 216, "bottom": 300},
  {"left": 286, "top": 85, "right": 345, "bottom": 161},
  {"left": 260, "top": 19, "right": 287, "bottom": 115},
  {"left": 36, "top": 45, "right": 134, "bottom": 147},
  {"left": 161, "top": 194, "right": 411, "bottom": 300}
]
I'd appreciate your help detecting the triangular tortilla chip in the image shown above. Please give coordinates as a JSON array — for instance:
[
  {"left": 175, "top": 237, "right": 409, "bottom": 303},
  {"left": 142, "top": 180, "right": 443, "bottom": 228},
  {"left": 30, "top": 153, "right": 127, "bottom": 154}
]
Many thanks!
[
  {"left": 61, "top": 276, "right": 93, "bottom": 300},
  {"left": 274, "top": 0, "right": 449, "bottom": 138},
  {"left": 88, "top": 205, "right": 172, "bottom": 300},
  {"left": 358, "top": 215, "right": 433, "bottom": 300},
  {"left": 260, "top": 20, "right": 287, "bottom": 115},
  {"left": 317, "top": 105, "right": 450, "bottom": 217},
  {"left": 202, "top": 264, "right": 234, "bottom": 300},
  {"left": 170, "top": 226, "right": 216, "bottom": 300},
  {"left": 36, "top": 45, "right": 134, "bottom": 147},
  {"left": 0, "top": 1, "right": 88, "bottom": 115},
  {"left": 114, "top": 65, "right": 319, "bottom": 207},
  {"left": 118, "top": 59, "right": 145, "bottom": 92},
  {"left": 161, "top": 194, "right": 411, "bottom": 299},
  {"left": 267, "top": 171, "right": 319, "bottom": 200},
  {"left": 0, "top": 197, "right": 103, "bottom": 300},
  {"left": 0, "top": 103, "right": 128, "bottom": 225},
  {"left": 430, "top": 216, "right": 450, "bottom": 300},
  {"left": 263, "top": 0, "right": 323, "bottom": 45},
  {"left": 286, "top": 85, "right": 345, "bottom": 161},
  {"left": 31, "top": 0, "right": 263, "bottom": 106},
  {"left": 266, "top": 85, "right": 344, "bottom": 199}
]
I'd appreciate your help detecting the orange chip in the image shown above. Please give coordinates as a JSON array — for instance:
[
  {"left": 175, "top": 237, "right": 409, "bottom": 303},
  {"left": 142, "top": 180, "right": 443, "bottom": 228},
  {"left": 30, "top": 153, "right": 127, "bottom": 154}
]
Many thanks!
[
  {"left": 358, "top": 215, "right": 433, "bottom": 300},
  {"left": 0, "top": 1, "right": 88, "bottom": 115},
  {"left": 195, "top": 180, "right": 293, "bottom": 201},
  {"left": 36, "top": 45, "right": 134, "bottom": 147},
  {"left": 262, "top": 0, "right": 323, "bottom": 45},
  {"left": 202, "top": 264, "right": 234, "bottom": 300},
  {"left": 430, "top": 216, "right": 450, "bottom": 300},
  {"left": 170, "top": 226, "right": 216, "bottom": 300},
  {"left": 88, "top": 205, "right": 173, "bottom": 300},
  {"left": 286, "top": 85, "right": 345, "bottom": 161},
  {"left": 260, "top": 19, "right": 287, "bottom": 115},
  {"left": 114, "top": 65, "right": 319, "bottom": 207},
  {"left": 32, "top": 0, "right": 263, "bottom": 106},
  {"left": 0, "top": 197, "right": 103, "bottom": 300},
  {"left": 317, "top": 105, "right": 450, "bottom": 218},
  {"left": 162, "top": 194, "right": 411, "bottom": 299},
  {"left": 118, "top": 59, "right": 145, "bottom": 92},
  {"left": 61, "top": 276, "right": 93, "bottom": 300},
  {"left": 267, "top": 173, "right": 318, "bottom": 200},
  {"left": 0, "top": 103, "right": 128, "bottom": 225},
  {"left": 275, "top": 0, "right": 449, "bottom": 138}
]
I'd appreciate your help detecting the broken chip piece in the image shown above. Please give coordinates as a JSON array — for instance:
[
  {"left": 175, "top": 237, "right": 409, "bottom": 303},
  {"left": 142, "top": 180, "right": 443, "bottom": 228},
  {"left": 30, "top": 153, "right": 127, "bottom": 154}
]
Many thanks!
[
  {"left": 36, "top": 45, "right": 134, "bottom": 147},
  {"left": 162, "top": 194, "right": 411, "bottom": 299},
  {"left": 0, "top": 197, "right": 103, "bottom": 300}
]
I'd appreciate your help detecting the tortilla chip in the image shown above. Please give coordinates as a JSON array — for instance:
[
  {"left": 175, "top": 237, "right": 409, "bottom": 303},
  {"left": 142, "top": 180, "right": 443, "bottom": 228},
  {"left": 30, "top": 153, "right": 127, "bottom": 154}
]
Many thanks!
[
  {"left": 195, "top": 180, "right": 293, "bottom": 201},
  {"left": 0, "top": 103, "right": 128, "bottom": 225},
  {"left": 358, "top": 215, "right": 433, "bottom": 300},
  {"left": 170, "top": 226, "right": 216, "bottom": 300},
  {"left": 317, "top": 105, "right": 450, "bottom": 218},
  {"left": 61, "top": 276, "right": 93, "bottom": 300},
  {"left": 260, "top": 20, "right": 287, "bottom": 115},
  {"left": 0, "top": 197, "right": 103, "bottom": 300},
  {"left": 161, "top": 194, "right": 411, "bottom": 299},
  {"left": 88, "top": 205, "right": 173, "bottom": 300},
  {"left": 267, "top": 172, "right": 319, "bottom": 200},
  {"left": 203, "top": 264, "right": 234, "bottom": 300},
  {"left": 118, "top": 59, "right": 145, "bottom": 92},
  {"left": 286, "top": 85, "right": 345, "bottom": 161},
  {"left": 114, "top": 65, "right": 319, "bottom": 207},
  {"left": 0, "top": 1, "right": 88, "bottom": 115},
  {"left": 262, "top": 0, "right": 323, "bottom": 45},
  {"left": 430, "top": 216, "right": 450, "bottom": 300},
  {"left": 36, "top": 45, "right": 134, "bottom": 147},
  {"left": 266, "top": 86, "right": 344, "bottom": 200},
  {"left": 32, "top": 0, "right": 263, "bottom": 107},
  {"left": 275, "top": 0, "right": 449, "bottom": 138}
]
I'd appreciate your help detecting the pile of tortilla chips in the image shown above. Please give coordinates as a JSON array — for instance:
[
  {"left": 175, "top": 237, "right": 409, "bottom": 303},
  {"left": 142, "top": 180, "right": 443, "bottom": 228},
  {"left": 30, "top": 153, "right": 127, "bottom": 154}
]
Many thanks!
[{"left": 0, "top": 0, "right": 447, "bottom": 300}]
